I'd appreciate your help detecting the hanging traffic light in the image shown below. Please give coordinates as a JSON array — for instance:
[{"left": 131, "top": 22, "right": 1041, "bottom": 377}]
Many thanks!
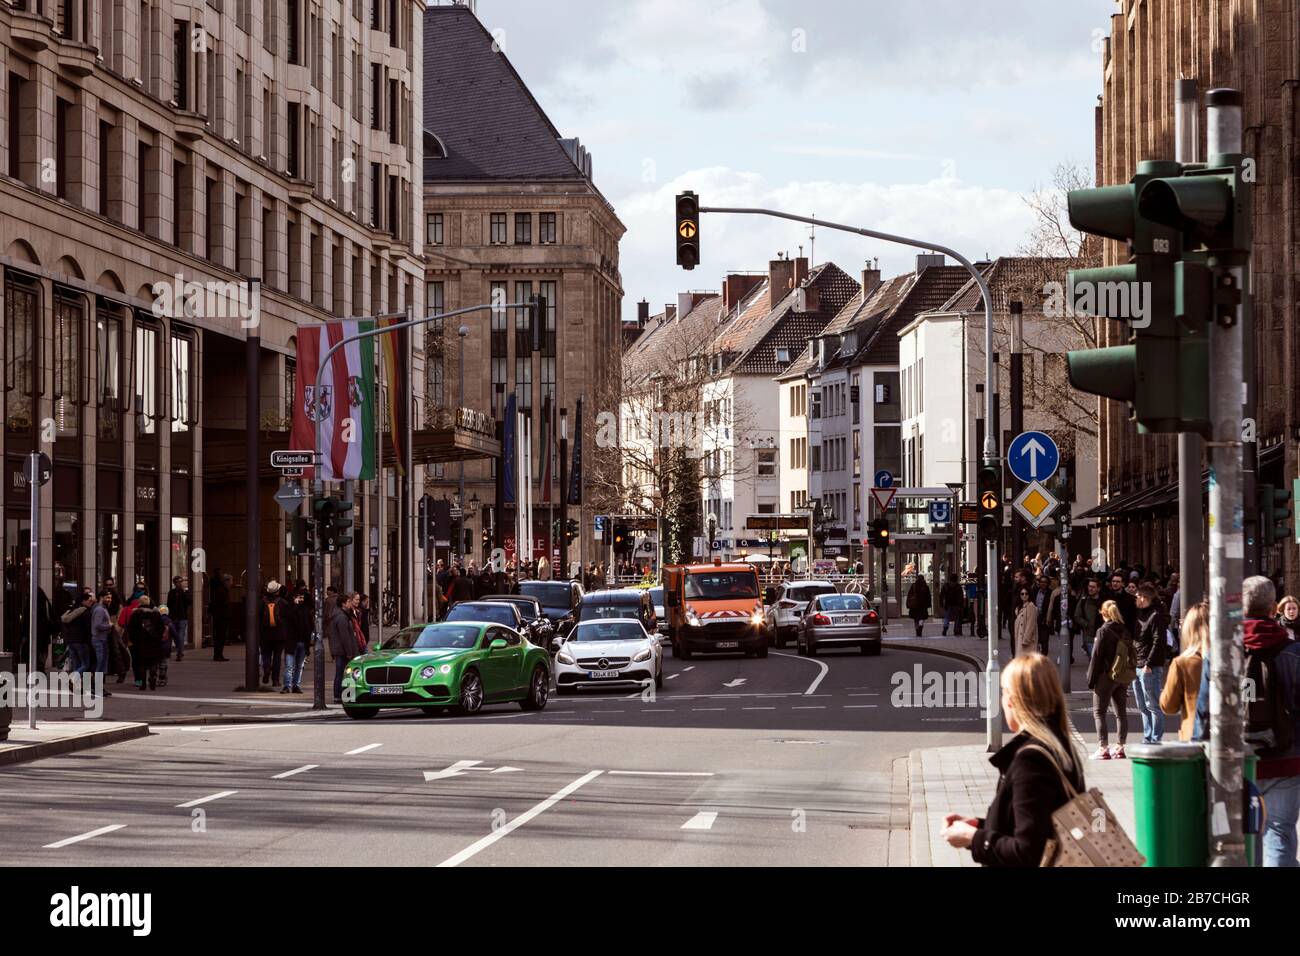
[
  {"left": 868, "top": 516, "right": 890, "bottom": 548},
  {"left": 1261, "top": 484, "right": 1292, "bottom": 548},
  {"left": 977, "top": 463, "right": 1003, "bottom": 539},
  {"left": 565, "top": 518, "right": 578, "bottom": 542},
  {"left": 676, "top": 191, "right": 700, "bottom": 270},
  {"left": 334, "top": 499, "right": 354, "bottom": 549}
]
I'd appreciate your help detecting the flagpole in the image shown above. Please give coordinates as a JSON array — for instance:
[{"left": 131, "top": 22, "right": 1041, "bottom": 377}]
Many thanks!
[{"left": 376, "top": 323, "right": 385, "bottom": 653}]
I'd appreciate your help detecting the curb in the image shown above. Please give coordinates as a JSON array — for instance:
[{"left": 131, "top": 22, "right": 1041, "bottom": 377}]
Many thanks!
[
  {"left": 0, "top": 722, "right": 150, "bottom": 767},
  {"left": 907, "top": 748, "right": 929, "bottom": 867},
  {"left": 882, "top": 641, "right": 984, "bottom": 672},
  {"left": 147, "top": 711, "right": 340, "bottom": 725}
]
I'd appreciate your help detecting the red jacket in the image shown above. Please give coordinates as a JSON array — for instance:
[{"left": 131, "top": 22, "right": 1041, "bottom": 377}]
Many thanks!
[{"left": 1244, "top": 618, "right": 1300, "bottom": 779}]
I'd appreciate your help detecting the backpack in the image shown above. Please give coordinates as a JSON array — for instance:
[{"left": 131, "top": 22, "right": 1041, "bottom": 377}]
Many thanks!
[
  {"left": 1244, "top": 643, "right": 1295, "bottom": 759},
  {"left": 262, "top": 599, "right": 279, "bottom": 630},
  {"left": 1109, "top": 636, "right": 1137, "bottom": 684}
]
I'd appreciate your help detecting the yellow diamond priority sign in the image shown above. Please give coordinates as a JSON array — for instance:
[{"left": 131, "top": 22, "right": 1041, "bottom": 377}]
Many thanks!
[{"left": 1012, "top": 480, "right": 1061, "bottom": 529}]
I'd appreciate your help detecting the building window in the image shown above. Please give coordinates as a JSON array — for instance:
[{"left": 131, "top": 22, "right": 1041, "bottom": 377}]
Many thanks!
[
  {"left": 514, "top": 280, "right": 533, "bottom": 412},
  {"left": 53, "top": 291, "right": 84, "bottom": 440},
  {"left": 539, "top": 212, "right": 556, "bottom": 244},
  {"left": 426, "top": 213, "right": 443, "bottom": 245},
  {"left": 134, "top": 321, "right": 161, "bottom": 438},
  {"left": 97, "top": 306, "right": 124, "bottom": 442},
  {"left": 757, "top": 449, "right": 776, "bottom": 477},
  {"left": 170, "top": 330, "right": 197, "bottom": 432},
  {"left": 489, "top": 213, "right": 507, "bottom": 244},
  {"left": 370, "top": 62, "right": 382, "bottom": 130},
  {"left": 514, "top": 212, "right": 531, "bottom": 245},
  {"left": 5, "top": 274, "right": 39, "bottom": 436},
  {"left": 490, "top": 280, "right": 508, "bottom": 408}
]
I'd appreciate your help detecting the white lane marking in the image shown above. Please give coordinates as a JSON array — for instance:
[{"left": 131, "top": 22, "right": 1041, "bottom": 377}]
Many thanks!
[
  {"left": 272, "top": 765, "right": 318, "bottom": 779},
  {"left": 44, "top": 824, "right": 127, "bottom": 849},
  {"left": 681, "top": 811, "right": 718, "bottom": 830},
  {"left": 437, "top": 771, "right": 603, "bottom": 868},
  {"left": 176, "top": 790, "right": 239, "bottom": 809},
  {"left": 743, "top": 706, "right": 776, "bottom": 711},
  {"left": 666, "top": 673, "right": 680, "bottom": 680},
  {"left": 563, "top": 691, "right": 829, "bottom": 703},
  {"left": 792, "top": 705, "right": 826, "bottom": 710},
  {"left": 844, "top": 704, "right": 878, "bottom": 709},
  {"left": 345, "top": 743, "right": 382, "bottom": 755},
  {"left": 607, "top": 770, "right": 714, "bottom": 777},
  {"left": 692, "top": 707, "right": 725, "bottom": 712},
  {"left": 723, "top": 678, "right": 747, "bottom": 688},
  {"left": 683, "top": 666, "right": 695, "bottom": 672},
  {"left": 772, "top": 651, "right": 829, "bottom": 695},
  {"left": 848, "top": 692, "right": 880, "bottom": 697},
  {"left": 641, "top": 708, "right": 675, "bottom": 712},
  {"left": 593, "top": 710, "right": 625, "bottom": 714}
]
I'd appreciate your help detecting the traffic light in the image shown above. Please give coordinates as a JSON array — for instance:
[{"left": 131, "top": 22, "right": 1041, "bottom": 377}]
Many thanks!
[
  {"left": 977, "top": 462, "right": 1002, "bottom": 539},
  {"left": 565, "top": 518, "right": 578, "bottom": 542},
  {"left": 1053, "top": 505, "right": 1073, "bottom": 543},
  {"left": 417, "top": 494, "right": 431, "bottom": 549},
  {"left": 289, "top": 515, "right": 314, "bottom": 555},
  {"left": 334, "top": 499, "right": 354, "bottom": 549},
  {"left": 868, "top": 516, "right": 890, "bottom": 548},
  {"left": 481, "top": 528, "right": 491, "bottom": 547},
  {"left": 612, "top": 521, "right": 630, "bottom": 554},
  {"left": 1261, "top": 484, "right": 1292, "bottom": 548},
  {"left": 312, "top": 495, "right": 353, "bottom": 553},
  {"left": 676, "top": 191, "right": 700, "bottom": 270}
]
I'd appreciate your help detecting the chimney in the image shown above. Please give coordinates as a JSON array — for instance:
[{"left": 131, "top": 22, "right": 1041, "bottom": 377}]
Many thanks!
[
  {"left": 663, "top": 304, "right": 676, "bottom": 323},
  {"left": 798, "top": 284, "right": 820, "bottom": 312},
  {"left": 861, "top": 262, "right": 882, "bottom": 300},
  {"left": 792, "top": 256, "right": 810, "bottom": 288},
  {"left": 769, "top": 257, "right": 795, "bottom": 299},
  {"left": 636, "top": 299, "right": 650, "bottom": 328},
  {"left": 678, "top": 292, "right": 694, "bottom": 322},
  {"left": 915, "top": 252, "right": 946, "bottom": 273},
  {"left": 722, "top": 273, "right": 764, "bottom": 314}
]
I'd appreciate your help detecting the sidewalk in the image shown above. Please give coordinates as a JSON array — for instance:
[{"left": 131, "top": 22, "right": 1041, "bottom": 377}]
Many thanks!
[
  {"left": 0, "top": 721, "right": 150, "bottom": 766},
  {"left": 889, "top": 620, "right": 1139, "bottom": 867}
]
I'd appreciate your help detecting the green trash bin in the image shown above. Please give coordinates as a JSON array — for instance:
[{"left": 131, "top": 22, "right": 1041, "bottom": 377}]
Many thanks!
[{"left": 1130, "top": 742, "right": 1206, "bottom": 866}]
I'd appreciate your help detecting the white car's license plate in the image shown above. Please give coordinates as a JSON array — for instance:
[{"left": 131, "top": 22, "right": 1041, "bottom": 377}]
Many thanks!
[
  {"left": 586, "top": 669, "right": 620, "bottom": 679},
  {"left": 372, "top": 684, "right": 405, "bottom": 695},
  {"left": 715, "top": 641, "right": 739, "bottom": 649}
]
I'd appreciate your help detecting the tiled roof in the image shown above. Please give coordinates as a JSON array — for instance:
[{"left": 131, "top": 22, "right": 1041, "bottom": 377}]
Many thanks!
[
  {"left": 776, "top": 344, "right": 817, "bottom": 382},
  {"left": 623, "top": 295, "right": 724, "bottom": 391},
  {"left": 846, "top": 265, "right": 971, "bottom": 367},
  {"left": 936, "top": 256, "right": 1074, "bottom": 314},
  {"left": 423, "top": 7, "right": 587, "bottom": 182},
  {"left": 728, "top": 262, "right": 860, "bottom": 377},
  {"left": 820, "top": 273, "right": 916, "bottom": 371},
  {"left": 711, "top": 282, "right": 771, "bottom": 354}
]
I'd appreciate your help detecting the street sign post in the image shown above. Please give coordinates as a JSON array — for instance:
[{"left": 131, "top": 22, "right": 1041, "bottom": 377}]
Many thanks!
[
  {"left": 1012, "top": 480, "right": 1061, "bottom": 529},
  {"left": 1007, "top": 431, "right": 1060, "bottom": 484},
  {"left": 24, "top": 451, "right": 50, "bottom": 731},
  {"left": 274, "top": 483, "right": 308, "bottom": 514}
]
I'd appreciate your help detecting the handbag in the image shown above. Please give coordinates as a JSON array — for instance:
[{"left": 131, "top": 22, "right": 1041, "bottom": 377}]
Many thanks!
[{"left": 1022, "top": 743, "right": 1146, "bottom": 867}]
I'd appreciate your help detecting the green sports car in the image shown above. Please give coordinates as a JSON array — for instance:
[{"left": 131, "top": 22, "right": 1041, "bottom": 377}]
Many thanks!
[{"left": 341, "top": 622, "right": 551, "bottom": 719}]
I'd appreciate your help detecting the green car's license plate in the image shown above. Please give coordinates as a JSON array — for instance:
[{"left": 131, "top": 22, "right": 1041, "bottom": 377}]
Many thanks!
[{"left": 372, "top": 684, "right": 405, "bottom": 695}]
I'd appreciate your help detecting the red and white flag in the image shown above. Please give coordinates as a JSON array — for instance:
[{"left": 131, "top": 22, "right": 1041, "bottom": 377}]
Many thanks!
[{"left": 290, "top": 322, "right": 377, "bottom": 481}]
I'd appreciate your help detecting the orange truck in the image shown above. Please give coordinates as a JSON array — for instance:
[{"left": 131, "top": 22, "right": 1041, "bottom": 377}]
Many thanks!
[{"left": 662, "top": 560, "right": 767, "bottom": 659}]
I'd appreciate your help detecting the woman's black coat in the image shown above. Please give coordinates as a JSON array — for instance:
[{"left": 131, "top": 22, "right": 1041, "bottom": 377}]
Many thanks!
[{"left": 970, "top": 730, "right": 1083, "bottom": 867}]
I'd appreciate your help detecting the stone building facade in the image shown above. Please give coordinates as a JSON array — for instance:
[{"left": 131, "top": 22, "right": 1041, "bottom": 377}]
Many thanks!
[
  {"left": 1091, "top": 0, "right": 1298, "bottom": 588},
  {"left": 0, "top": 0, "right": 426, "bottom": 649}
]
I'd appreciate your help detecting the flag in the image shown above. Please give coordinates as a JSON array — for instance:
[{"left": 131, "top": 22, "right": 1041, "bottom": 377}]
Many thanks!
[
  {"left": 539, "top": 396, "right": 554, "bottom": 505},
  {"left": 567, "top": 397, "right": 583, "bottom": 506},
  {"left": 375, "top": 317, "right": 407, "bottom": 476},
  {"left": 502, "top": 393, "right": 517, "bottom": 504},
  {"left": 290, "top": 321, "right": 377, "bottom": 481}
]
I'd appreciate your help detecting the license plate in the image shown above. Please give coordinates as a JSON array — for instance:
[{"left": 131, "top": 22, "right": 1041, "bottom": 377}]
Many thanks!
[
  {"left": 715, "top": 641, "right": 739, "bottom": 649},
  {"left": 371, "top": 684, "right": 405, "bottom": 696},
  {"left": 833, "top": 615, "right": 859, "bottom": 626},
  {"left": 586, "top": 669, "right": 620, "bottom": 679}
]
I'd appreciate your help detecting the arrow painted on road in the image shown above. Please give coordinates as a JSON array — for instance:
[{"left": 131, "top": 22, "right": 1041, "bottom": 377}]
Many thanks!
[
  {"left": 723, "top": 678, "right": 747, "bottom": 688},
  {"left": 1022, "top": 438, "right": 1047, "bottom": 477},
  {"left": 424, "top": 760, "right": 524, "bottom": 781}
]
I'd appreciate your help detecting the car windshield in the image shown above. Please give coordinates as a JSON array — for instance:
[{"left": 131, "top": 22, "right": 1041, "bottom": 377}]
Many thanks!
[
  {"left": 519, "top": 582, "right": 572, "bottom": 609},
  {"left": 790, "top": 585, "right": 836, "bottom": 602},
  {"left": 818, "top": 594, "right": 866, "bottom": 611},
  {"left": 445, "top": 604, "right": 515, "bottom": 626},
  {"left": 570, "top": 620, "right": 645, "bottom": 642},
  {"left": 486, "top": 598, "right": 538, "bottom": 620},
  {"left": 580, "top": 603, "right": 639, "bottom": 621},
  {"left": 685, "top": 571, "right": 758, "bottom": 600},
  {"left": 383, "top": 624, "right": 481, "bottom": 650},
  {"left": 648, "top": 588, "right": 664, "bottom": 606}
]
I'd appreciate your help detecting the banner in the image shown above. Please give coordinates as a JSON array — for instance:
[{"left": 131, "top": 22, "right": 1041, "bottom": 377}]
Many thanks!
[
  {"left": 566, "top": 397, "right": 583, "bottom": 506},
  {"left": 540, "top": 396, "right": 554, "bottom": 505},
  {"left": 290, "top": 322, "right": 376, "bottom": 481},
  {"left": 502, "top": 392, "right": 517, "bottom": 505},
  {"left": 376, "top": 317, "right": 407, "bottom": 476}
]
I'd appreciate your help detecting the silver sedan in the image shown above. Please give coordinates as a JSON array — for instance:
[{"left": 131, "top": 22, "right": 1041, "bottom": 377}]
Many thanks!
[{"left": 796, "top": 592, "right": 883, "bottom": 656}]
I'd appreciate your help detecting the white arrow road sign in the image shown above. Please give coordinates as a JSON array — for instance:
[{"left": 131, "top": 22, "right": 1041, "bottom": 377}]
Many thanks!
[
  {"left": 424, "top": 760, "right": 523, "bottom": 781},
  {"left": 723, "top": 678, "right": 747, "bottom": 688}
]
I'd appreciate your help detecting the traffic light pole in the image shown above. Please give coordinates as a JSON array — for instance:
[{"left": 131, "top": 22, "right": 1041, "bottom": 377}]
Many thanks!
[
  {"left": 1203, "top": 89, "right": 1249, "bottom": 868},
  {"left": 308, "top": 301, "right": 536, "bottom": 710}
]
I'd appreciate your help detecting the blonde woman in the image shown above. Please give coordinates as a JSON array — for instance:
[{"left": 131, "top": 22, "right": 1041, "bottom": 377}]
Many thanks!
[
  {"left": 1160, "top": 600, "right": 1207, "bottom": 741},
  {"left": 940, "top": 653, "right": 1083, "bottom": 866},
  {"left": 1085, "top": 599, "right": 1133, "bottom": 759}
]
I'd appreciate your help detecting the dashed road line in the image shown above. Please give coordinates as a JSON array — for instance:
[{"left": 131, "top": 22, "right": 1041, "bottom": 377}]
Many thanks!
[
  {"left": 44, "top": 825, "right": 126, "bottom": 849},
  {"left": 681, "top": 811, "right": 718, "bottom": 830},
  {"left": 607, "top": 770, "right": 715, "bottom": 777},
  {"left": 345, "top": 743, "right": 382, "bottom": 755},
  {"left": 272, "top": 765, "right": 318, "bottom": 779},
  {"left": 176, "top": 790, "right": 239, "bottom": 809}
]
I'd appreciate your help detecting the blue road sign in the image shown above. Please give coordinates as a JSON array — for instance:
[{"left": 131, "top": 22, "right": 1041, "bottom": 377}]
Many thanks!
[
  {"left": 1007, "top": 430, "right": 1060, "bottom": 484},
  {"left": 595, "top": 515, "right": 607, "bottom": 532},
  {"left": 874, "top": 469, "right": 894, "bottom": 489},
  {"left": 928, "top": 500, "right": 952, "bottom": 524}
]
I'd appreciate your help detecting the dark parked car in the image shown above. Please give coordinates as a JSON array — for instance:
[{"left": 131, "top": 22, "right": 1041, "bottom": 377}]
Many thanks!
[
  {"left": 516, "top": 580, "right": 584, "bottom": 635},
  {"left": 443, "top": 601, "right": 545, "bottom": 646},
  {"left": 571, "top": 589, "right": 658, "bottom": 637},
  {"left": 482, "top": 595, "right": 555, "bottom": 649},
  {"left": 796, "top": 592, "right": 883, "bottom": 656}
]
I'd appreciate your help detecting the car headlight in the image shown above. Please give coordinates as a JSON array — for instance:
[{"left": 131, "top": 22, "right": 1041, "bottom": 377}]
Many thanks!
[
  {"left": 632, "top": 647, "right": 652, "bottom": 662},
  {"left": 350, "top": 666, "right": 362, "bottom": 680},
  {"left": 440, "top": 664, "right": 452, "bottom": 675},
  {"left": 557, "top": 648, "right": 576, "bottom": 665},
  {"left": 750, "top": 611, "right": 765, "bottom": 625},
  {"left": 420, "top": 666, "right": 437, "bottom": 680},
  {"left": 686, "top": 611, "right": 701, "bottom": 627}
]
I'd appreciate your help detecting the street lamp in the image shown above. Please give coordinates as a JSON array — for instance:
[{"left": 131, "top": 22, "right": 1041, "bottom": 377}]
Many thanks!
[{"left": 456, "top": 325, "right": 470, "bottom": 564}]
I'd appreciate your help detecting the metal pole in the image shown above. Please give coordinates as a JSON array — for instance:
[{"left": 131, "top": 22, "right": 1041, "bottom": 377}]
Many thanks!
[
  {"left": 309, "top": 303, "right": 531, "bottom": 710},
  {"left": 456, "top": 325, "right": 468, "bottom": 566},
  {"left": 559, "top": 408, "right": 569, "bottom": 578},
  {"left": 698, "top": 205, "right": 1001, "bottom": 749},
  {"left": 1056, "top": 532, "right": 1069, "bottom": 692},
  {"left": 1009, "top": 300, "right": 1025, "bottom": 568},
  {"left": 245, "top": 324, "right": 260, "bottom": 692},
  {"left": 1205, "top": 88, "right": 1248, "bottom": 868},
  {"left": 400, "top": 306, "right": 414, "bottom": 627},
  {"left": 27, "top": 453, "right": 38, "bottom": 729},
  {"left": 1176, "top": 77, "right": 1206, "bottom": 607}
]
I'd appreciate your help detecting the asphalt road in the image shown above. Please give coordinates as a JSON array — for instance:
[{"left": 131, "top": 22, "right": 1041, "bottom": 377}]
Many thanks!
[{"left": 1, "top": 647, "right": 985, "bottom": 866}]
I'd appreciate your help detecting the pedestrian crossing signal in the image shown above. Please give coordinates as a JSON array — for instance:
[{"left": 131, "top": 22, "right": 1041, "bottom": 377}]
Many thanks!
[
  {"left": 977, "top": 463, "right": 1002, "bottom": 538},
  {"left": 676, "top": 192, "right": 700, "bottom": 270}
]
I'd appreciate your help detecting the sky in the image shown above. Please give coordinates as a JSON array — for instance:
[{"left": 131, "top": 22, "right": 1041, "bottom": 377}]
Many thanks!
[{"left": 456, "top": 0, "right": 1117, "bottom": 320}]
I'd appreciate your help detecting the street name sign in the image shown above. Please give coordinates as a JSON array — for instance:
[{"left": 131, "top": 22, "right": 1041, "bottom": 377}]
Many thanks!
[{"left": 271, "top": 450, "right": 317, "bottom": 469}]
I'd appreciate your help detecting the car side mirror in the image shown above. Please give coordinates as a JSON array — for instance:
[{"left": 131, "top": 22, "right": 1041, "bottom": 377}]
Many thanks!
[{"left": 490, "top": 638, "right": 508, "bottom": 650}]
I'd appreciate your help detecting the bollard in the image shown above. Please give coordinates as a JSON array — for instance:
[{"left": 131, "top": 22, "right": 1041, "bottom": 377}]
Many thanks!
[{"left": 1129, "top": 742, "right": 1206, "bottom": 866}]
